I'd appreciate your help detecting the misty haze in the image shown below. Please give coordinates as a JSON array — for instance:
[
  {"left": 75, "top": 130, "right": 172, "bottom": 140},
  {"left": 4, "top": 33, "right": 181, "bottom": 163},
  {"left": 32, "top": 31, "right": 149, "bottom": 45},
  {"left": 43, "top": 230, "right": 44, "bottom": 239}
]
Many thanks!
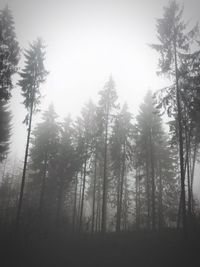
[{"left": 0, "top": 0, "right": 200, "bottom": 266}]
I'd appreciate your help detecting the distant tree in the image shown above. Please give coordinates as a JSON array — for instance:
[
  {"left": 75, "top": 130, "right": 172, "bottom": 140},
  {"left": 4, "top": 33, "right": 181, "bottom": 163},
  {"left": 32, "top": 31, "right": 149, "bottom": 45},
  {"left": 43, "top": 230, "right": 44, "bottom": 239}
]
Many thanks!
[
  {"left": 77, "top": 101, "right": 97, "bottom": 231},
  {"left": 135, "top": 91, "right": 177, "bottom": 229},
  {"left": 98, "top": 76, "right": 118, "bottom": 233},
  {"left": 0, "top": 5, "right": 20, "bottom": 100},
  {"left": 71, "top": 119, "right": 86, "bottom": 231},
  {"left": 54, "top": 116, "right": 78, "bottom": 226},
  {"left": 0, "top": 100, "right": 11, "bottom": 161},
  {"left": 135, "top": 91, "right": 156, "bottom": 229},
  {"left": 110, "top": 103, "right": 133, "bottom": 232},
  {"left": 29, "top": 104, "right": 59, "bottom": 224},
  {"left": 16, "top": 39, "right": 48, "bottom": 227},
  {"left": 92, "top": 118, "right": 106, "bottom": 233}
]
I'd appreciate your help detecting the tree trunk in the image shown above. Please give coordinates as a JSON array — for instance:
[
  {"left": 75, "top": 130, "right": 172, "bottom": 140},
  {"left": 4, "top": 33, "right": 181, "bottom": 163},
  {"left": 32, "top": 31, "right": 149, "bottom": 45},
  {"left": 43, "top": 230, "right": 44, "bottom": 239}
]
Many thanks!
[
  {"left": 77, "top": 168, "right": 83, "bottom": 222},
  {"left": 91, "top": 152, "right": 97, "bottom": 234},
  {"left": 116, "top": 171, "right": 121, "bottom": 232},
  {"left": 158, "top": 160, "right": 163, "bottom": 229},
  {"left": 136, "top": 167, "right": 141, "bottom": 229},
  {"left": 96, "top": 176, "right": 101, "bottom": 232},
  {"left": 72, "top": 172, "right": 78, "bottom": 232},
  {"left": 101, "top": 111, "right": 109, "bottom": 233},
  {"left": 145, "top": 138, "right": 150, "bottom": 230},
  {"left": 116, "top": 141, "right": 126, "bottom": 232},
  {"left": 16, "top": 98, "right": 34, "bottom": 230},
  {"left": 174, "top": 39, "right": 187, "bottom": 237},
  {"left": 79, "top": 157, "right": 87, "bottom": 231},
  {"left": 150, "top": 131, "right": 155, "bottom": 230},
  {"left": 123, "top": 174, "right": 128, "bottom": 231},
  {"left": 185, "top": 123, "right": 192, "bottom": 218},
  {"left": 190, "top": 139, "right": 197, "bottom": 213}
]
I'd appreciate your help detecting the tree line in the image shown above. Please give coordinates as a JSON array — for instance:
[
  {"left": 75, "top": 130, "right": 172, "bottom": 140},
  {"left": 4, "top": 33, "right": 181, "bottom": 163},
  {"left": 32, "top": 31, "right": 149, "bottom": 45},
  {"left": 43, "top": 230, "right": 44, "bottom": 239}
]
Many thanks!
[{"left": 0, "top": 1, "right": 200, "bottom": 237}]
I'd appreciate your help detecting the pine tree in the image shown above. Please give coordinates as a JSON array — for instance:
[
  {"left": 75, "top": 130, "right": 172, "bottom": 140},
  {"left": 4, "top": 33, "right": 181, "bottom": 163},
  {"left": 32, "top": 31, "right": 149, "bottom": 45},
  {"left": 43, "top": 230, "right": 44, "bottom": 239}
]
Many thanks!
[
  {"left": 0, "top": 6, "right": 20, "bottom": 161},
  {"left": 150, "top": 1, "right": 198, "bottom": 236},
  {"left": 179, "top": 46, "right": 200, "bottom": 218},
  {"left": 75, "top": 100, "right": 97, "bottom": 231},
  {"left": 16, "top": 38, "right": 48, "bottom": 228},
  {"left": 110, "top": 103, "right": 133, "bottom": 232},
  {"left": 135, "top": 91, "right": 177, "bottom": 229},
  {"left": 98, "top": 76, "right": 118, "bottom": 233},
  {"left": 55, "top": 116, "right": 77, "bottom": 226},
  {"left": 0, "top": 5, "right": 20, "bottom": 100},
  {"left": 29, "top": 104, "right": 59, "bottom": 224}
]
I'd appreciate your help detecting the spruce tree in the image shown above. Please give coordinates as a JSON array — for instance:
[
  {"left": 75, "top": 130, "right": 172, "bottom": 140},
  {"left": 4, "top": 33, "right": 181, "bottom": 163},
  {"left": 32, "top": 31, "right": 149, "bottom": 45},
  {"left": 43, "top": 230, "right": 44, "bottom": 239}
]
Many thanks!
[
  {"left": 77, "top": 100, "right": 97, "bottom": 231},
  {"left": 0, "top": 6, "right": 20, "bottom": 161},
  {"left": 150, "top": 1, "right": 198, "bottom": 236},
  {"left": 98, "top": 76, "right": 118, "bottom": 233},
  {"left": 0, "top": 5, "right": 20, "bottom": 100},
  {"left": 110, "top": 103, "right": 133, "bottom": 232},
  {"left": 135, "top": 91, "right": 177, "bottom": 228},
  {"left": 16, "top": 38, "right": 48, "bottom": 228},
  {"left": 29, "top": 104, "right": 59, "bottom": 223},
  {"left": 55, "top": 116, "right": 77, "bottom": 226}
]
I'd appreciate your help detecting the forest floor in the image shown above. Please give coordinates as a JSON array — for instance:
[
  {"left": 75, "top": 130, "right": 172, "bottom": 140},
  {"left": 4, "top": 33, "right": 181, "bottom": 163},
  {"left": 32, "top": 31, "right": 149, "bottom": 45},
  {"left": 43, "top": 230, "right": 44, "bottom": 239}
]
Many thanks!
[{"left": 1, "top": 228, "right": 199, "bottom": 267}]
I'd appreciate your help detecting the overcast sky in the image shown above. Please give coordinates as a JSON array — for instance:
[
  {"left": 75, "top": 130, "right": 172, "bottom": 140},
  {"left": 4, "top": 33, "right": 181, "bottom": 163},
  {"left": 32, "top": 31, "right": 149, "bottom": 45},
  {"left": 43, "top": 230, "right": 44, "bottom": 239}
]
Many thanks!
[{"left": 1, "top": 0, "right": 200, "bottom": 175}]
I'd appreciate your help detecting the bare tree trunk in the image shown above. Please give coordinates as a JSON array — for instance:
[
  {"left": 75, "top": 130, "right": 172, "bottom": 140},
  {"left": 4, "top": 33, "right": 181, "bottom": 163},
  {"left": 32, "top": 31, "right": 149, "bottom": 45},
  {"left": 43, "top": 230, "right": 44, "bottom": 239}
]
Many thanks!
[
  {"left": 123, "top": 174, "right": 128, "bottom": 231},
  {"left": 177, "top": 190, "right": 182, "bottom": 230},
  {"left": 145, "top": 139, "right": 150, "bottom": 230},
  {"left": 190, "top": 139, "right": 197, "bottom": 213},
  {"left": 136, "top": 168, "right": 141, "bottom": 229},
  {"left": 116, "top": 141, "right": 126, "bottom": 232},
  {"left": 77, "top": 168, "right": 83, "bottom": 223},
  {"left": 95, "top": 175, "right": 101, "bottom": 232},
  {"left": 158, "top": 160, "right": 163, "bottom": 229},
  {"left": 174, "top": 39, "right": 187, "bottom": 237},
  {"left": 16, "top": 98, "right": 34, "bottom": 230},
  {"left": 116, "top": 172, "right": 121, "bottom": 232},
  {"left": 150, "top": 132, "right": 155, "bottom": 230},
  {"left": 79, "top": 158, "right": 87, "bottom": 231},
  {"left": 91, "top": 153, "right": 97, "bottom": 234},
  {"left": 101, "top": 112, "right": 108, "bottom": 233},
  {"left": 97, "top": 191, "right": 101, "bottom": 232},
  {"left": 185, "top": 125, "right": 192, "bottom": 218},
  {"left": 72, "top": 172, "right": 78, "bottom": 232}
]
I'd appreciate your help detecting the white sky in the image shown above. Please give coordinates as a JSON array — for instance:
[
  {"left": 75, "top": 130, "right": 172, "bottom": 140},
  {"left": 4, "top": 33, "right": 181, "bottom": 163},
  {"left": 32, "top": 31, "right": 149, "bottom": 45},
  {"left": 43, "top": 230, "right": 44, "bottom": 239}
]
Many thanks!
[{"left": 1, "top": 0, "right": 200, "bottom": 193}]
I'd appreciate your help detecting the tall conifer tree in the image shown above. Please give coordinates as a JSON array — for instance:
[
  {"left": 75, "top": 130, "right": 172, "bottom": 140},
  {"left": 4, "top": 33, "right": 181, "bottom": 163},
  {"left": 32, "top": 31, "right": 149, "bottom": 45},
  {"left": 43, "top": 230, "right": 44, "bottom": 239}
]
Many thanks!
[{"left": 16, "top": 38, "right": 48, "bottom": 227}]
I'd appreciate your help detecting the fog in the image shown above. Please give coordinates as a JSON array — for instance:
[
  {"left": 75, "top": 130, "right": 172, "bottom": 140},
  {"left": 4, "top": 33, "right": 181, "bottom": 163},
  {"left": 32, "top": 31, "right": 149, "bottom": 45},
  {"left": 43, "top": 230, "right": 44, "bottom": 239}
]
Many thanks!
[
  {"left": 0, "top": 1, "right": 200, "bottom": 266},
  {"left": 1, "top": 0, "right": 198, "bottom": 159}
]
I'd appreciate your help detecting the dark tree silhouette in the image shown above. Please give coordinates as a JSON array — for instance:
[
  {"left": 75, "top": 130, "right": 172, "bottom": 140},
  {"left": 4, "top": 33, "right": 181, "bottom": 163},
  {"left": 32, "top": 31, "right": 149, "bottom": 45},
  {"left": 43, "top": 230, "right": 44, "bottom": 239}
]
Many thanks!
[
  {"left": 0, "top": 5, "right": 20, "bottom": 101},
  {"left": 0, "top": 6, "right": 19, "bottom": 161},
  {"left": 150, "top": 0, "right": 199, "bottom": 236},
  {"left": 16, "top": 38, "right": 48, "bottom": 228},
  {"left": 29, "top": 104, "right": 59, "bottom": 225},
  {"left": 98, "top": 76, "right": 118, "bottom": 233},
  {"left": 110, "top": 103, "right": 133, "bottom": 232}
]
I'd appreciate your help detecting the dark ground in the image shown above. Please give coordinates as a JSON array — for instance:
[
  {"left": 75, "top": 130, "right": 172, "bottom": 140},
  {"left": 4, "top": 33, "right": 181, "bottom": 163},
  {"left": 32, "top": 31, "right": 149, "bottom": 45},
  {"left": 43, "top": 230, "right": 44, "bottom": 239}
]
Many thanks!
[{"left": 0, "top": 229, "right": 199, "bottom": 267}]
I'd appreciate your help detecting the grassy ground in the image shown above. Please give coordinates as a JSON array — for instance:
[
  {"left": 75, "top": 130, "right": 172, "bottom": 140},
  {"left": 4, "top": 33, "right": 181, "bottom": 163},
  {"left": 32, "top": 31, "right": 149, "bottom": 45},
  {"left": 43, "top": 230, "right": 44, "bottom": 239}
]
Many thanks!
[{"left": 1, "top": 229, "right": 199, "bottom": 267}]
